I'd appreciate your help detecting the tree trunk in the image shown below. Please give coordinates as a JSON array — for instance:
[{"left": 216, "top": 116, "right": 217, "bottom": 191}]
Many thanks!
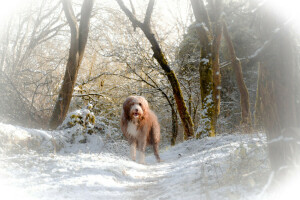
[
  {"left": 209, "top": 0, "right": 223, "bottom": 121},
  {"left": 260, "top": 33, "right": 299, "bottom": 170},
  {"left": 254, "top": 63, "right": 263, "bottom": 128},
  {"left": 212, "top": 21, "right": 222, "bottom": 118},
  {"left": 171, "top": 105, "right": 178, "bottom": 146},
  {"left": 49, "top": 0, "right": 94, "bottom": 129},
  {"left": 191, "top": 0, "right": 216, "bottom": 138},
  {"left": 116, "top": 0, "right": 194, "bottom": 138},
  {"left": 222, "top": 21, "right": 252, "bottom": 132},
  {"left": 256, "top": 3, "right": 300, "bottom": 177}
]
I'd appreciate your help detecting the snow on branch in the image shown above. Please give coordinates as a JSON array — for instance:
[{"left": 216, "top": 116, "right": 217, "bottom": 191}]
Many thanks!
[{"left": 247, "top": 18, "right": 294, "bottom": 67}]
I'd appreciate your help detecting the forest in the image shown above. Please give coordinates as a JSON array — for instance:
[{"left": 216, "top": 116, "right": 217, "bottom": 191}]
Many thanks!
[{"left": 0, "top": 0, "right": 300, "bottom": 199}]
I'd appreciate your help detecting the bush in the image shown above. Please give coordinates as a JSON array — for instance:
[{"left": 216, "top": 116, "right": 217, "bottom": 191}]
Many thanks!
[{"left": 59, "top": 104, "right": 121, "bottom": 144}]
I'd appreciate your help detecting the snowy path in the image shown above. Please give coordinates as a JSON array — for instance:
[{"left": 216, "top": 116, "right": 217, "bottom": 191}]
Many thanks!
[{"left": 0, "top": 123, "right": 270, "bottom": 200}]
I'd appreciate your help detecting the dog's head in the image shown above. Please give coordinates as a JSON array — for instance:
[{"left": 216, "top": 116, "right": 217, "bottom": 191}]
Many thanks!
[{"left": 123, "top": 96, "right": 149, "bottom": 121}]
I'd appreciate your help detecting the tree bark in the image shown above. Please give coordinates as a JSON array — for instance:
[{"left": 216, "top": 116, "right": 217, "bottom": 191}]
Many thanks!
[
  {"left": 210, "top": 0, "right": 223, "bottom": 131},
  {"left": 222, "top": 20, "right": 252, "bottom": 132},
  {"left": 254, "top": 63, "right": 263, "bottom": 128},
  {"left": 116, "top": 0, "right": 194, "bottom": 138},
  {"left": 171, "top": 105, "right": 179, "bottom": 146},
  {"left": 212, "top": 21, "right": 222, "bottom": 118},
  {"left": 191, "top": 0, "right": 216, "bottom": 137},
  {"left": 49, "top": 0, "right": 94, "bottom": 129},
  {"left": 256, "top": 3, "right": 300, "bottom": 177}
]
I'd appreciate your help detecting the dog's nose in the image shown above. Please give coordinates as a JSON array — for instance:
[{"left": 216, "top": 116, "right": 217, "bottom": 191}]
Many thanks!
[{"left": 135, "top": 109, "right": 138, "bottom": 112}]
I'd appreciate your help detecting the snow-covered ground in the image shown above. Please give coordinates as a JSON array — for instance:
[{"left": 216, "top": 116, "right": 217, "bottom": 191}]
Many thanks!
[{"left": 0, "top": 122, "right": 296, "bottom": 200}]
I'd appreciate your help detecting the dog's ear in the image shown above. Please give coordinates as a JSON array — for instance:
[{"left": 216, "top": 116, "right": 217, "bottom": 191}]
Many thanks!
[
  {"left": 137, "top": 96, "right": 149, "bottom": 111},
  {"left": 123, "top": 97, "right": 133, "bottom": 120}
]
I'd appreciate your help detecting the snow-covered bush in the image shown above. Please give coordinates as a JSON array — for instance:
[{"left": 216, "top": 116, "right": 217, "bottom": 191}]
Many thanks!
[
  {"left": 222, "top": 133, "right": 270, "bottom": 189},
  {"left": 0, "top": 122, "right": 66, "bottom": 154},
  {"left": 94, "top": 116, "right": 120, "bottom": 140},
  {"left": 58, "top": 104, "right": 96, "bottom": 144},
  {"left": 59, "top": 104, "right": 95, "bottom": 131},
  {"left": 58, "top": 104, "right": 121, "bottom": 144}
]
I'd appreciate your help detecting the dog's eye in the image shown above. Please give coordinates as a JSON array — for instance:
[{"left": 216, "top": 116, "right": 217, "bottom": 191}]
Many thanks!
[{"left": 139, "top": 103, "right": 142, "bottom": 106}]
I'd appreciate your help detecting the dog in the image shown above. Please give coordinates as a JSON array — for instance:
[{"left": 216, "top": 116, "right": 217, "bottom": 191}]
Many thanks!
[{"left": 121, "top": 96, "right": 160, "bottom": 164}]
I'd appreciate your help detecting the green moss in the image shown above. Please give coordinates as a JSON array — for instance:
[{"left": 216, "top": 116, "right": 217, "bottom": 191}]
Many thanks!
[
  {"left": 70, "top": 114, "right": 78, "bottom": 119},
  {"left": 89, "top": 115, "right": 95, "bottom": 124},
  {"left": 68, "top": 121, "right": 75, "bottom": 127},
  {"left": 196, "top": 48, "right": 216, "bottom": 138}
]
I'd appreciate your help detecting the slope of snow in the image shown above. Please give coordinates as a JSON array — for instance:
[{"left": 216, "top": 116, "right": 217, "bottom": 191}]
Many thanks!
[{"left": 0, "top": 122, "right": 271, "bottom": 200}]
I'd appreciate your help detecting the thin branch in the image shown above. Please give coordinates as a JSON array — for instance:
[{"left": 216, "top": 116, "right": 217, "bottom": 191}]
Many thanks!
[
  {"left": 62, "top": 0, "right": 78, "bottom": 33},
  {"left": 73, "top": 93, "right": 104, "bottom": 97},
  {"left": 129, "top": 0, "right": 137, "bottom": 30},
  {"left": 115, "top": 0, "right": 143, "bottom": 28},
  {"left": 129, "top": 0, "right": 136, "bottom": 16},
  {"left": 247, "top": 18, "right": 293, "bottom": 67},
  {"left": 144, "top": 0, "right": 155, "bottom": 27}
]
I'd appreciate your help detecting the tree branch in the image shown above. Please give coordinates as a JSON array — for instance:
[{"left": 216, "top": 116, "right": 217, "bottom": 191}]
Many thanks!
[
  {"left": 78, "top": 0, "right": 95, "bottom": 58},
  {"left": 144, "top": 0, "right": 155, "bottom": 27},
  {"left": 115, "top": 0, "right": 143, "bottom": 28},
  {"left": 247, "top": 18, "right": 293, "bottom": 67},
  {"left": 129, "top": 0, "right": 137, "bottom": 30},
  {"left": 62, "top": 0, "right": 78, "bottom": 33}
]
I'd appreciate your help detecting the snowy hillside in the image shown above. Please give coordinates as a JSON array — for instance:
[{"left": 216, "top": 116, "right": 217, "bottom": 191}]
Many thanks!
[{"left": 0, "top": 122, "right": 295, "bottom": 200}]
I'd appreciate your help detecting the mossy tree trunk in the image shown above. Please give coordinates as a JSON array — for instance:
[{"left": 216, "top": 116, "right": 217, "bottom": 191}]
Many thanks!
[
  {"left": 49, "top": 0, "right": 94, "bottom": 129},
  {"left": 222, "top": 20, "right": 252, "bottom": 132},
  {"left": 116, "top": 0, "right": 194, "bottom": 139},
  {"left": 171, "top": 105, "right": 179, "bottom": 146},
  {"left": 209, "top": 0, "right": 223, "bottom": 120},
  {"left": 191, "top": 0, "right": 217, "bottom": 138}
]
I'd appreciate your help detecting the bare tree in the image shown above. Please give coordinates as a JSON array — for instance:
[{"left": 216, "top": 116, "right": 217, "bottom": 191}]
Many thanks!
[
  {"left": 49, "top": 0, "right": 95, "bottom": 129},
  {"left": 0, "top": 0, "right": 66, "bottom": 127},
  {"left": 116, "top": 0, "right": 194, "bottom": 139}
]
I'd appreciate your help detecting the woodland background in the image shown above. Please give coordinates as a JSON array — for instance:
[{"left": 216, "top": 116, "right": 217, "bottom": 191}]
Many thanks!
[{"left": 0, "top": 0, "right": 300, "bottom": 181}]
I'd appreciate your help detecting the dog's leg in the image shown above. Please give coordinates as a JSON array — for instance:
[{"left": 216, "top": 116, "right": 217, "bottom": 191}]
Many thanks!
[
  {"left": 138, "top": 151, "right": 145, "bottom": 164},
  {"left": 137, "top": 141, "right": 146, "bottom": 164},
  {"left": 130, "top": 141, "right": 136, "bottom": 161},
  {"left": 153, "top": 143, "right": 161, "bottom": 162}
]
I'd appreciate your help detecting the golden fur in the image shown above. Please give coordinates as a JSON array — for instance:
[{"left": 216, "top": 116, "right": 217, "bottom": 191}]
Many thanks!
[{"left": 121, "top": 96, "right": 160, "bottom": 163}]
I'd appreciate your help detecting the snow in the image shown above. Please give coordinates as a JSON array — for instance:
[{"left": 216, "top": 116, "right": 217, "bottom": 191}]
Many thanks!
[
  {"left": 0, "top": 122, "right": 293, "bottom": 200},
  {"left": 201, "top": 58, "right": 209, "bottom": 64},
  {"left": 195, "top": 22, "right": 209, "bottom": 32}
]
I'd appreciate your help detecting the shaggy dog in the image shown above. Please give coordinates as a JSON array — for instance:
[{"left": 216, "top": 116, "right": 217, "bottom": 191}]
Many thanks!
[{"left": 121, "top": 96, "right": 160, "bottom": 164}]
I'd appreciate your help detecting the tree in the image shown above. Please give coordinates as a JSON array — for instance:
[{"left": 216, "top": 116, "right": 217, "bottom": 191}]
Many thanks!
[
  {"left": 209, "top": 0, "right": 223, "bottom": 122},
  {"left": 0, "top": 0, "right": 66, "bottom": 127},
  {"left": 250, "top": 1, "right": 300, "bottom": 178},
  {"left": 190, "top": 0, "right": 218, "bottom": 137},
  {"left": 49, "top": 0, "right": 95, "bottom": 129},
  {"left": 222, "top": 20, "right": 252, "bottom": 131},
  {"left": 116, "top": 0, "right": 194, "bottom": 139}
]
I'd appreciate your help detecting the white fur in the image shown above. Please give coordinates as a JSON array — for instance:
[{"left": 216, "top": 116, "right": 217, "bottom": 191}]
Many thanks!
[
  {"left": 138, "top": 151, "right": 145, "bottom": 164},
  {"left": 127, "top": 121, "right": 139, "bottom": 138},
  {"left": 130, "top": 104, "right": 143, "bottom": 117},
  {"left": 130, "top": 143, "right": 136, "bottom": 161}
]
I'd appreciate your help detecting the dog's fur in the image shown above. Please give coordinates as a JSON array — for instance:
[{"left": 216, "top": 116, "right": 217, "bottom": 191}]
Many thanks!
[{"left": 121, "top": 96, "right": 160, "bottom": 163}]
